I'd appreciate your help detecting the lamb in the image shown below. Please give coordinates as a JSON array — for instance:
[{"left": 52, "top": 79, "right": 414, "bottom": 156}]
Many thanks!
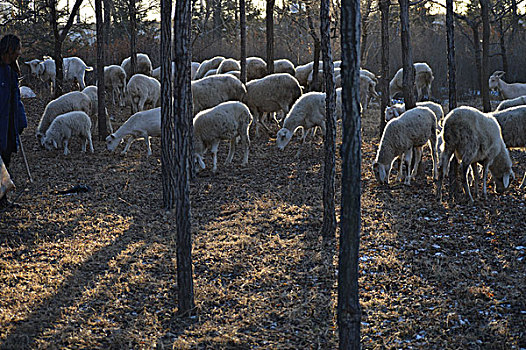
[
  {"left": 246, "top": 57, "right": 267, "bottom": 81},
  {"left": 243, "top": 73, "right": 302, "bottom": 136},
  {"left": 25, "top": 57, "right": 56, "bottom": 94},
  {"left": 104, "top": 65, "right": 127, "bottom": 106},
  {"left": 372, "top": 106, "right": 438, "bottom": 186},
  {"left": 276, "top": 89, "right": 343, "bottom": 155},
  {"left": 490, "top": 105, "right": 526, "bottom": 188},
  {"left": 488, "top": 71, "right": 526, "bottom": 100},
  {"left": 42, "top": 111, "right": 94, "bottom": 155},
  {"left": 193, "top": 101, "right": 253, "bottom": 173},
  {"left": 0, "top": 157, "right": 15, "bottom": 199},
  {"left": 191, "top": 74, "right": 246, "bottom": 115},
  {"left": 494, "top": 95, "right": 526, "bottom": 111},
  {"left": 194, "top": 56, "right": 225, "bottom": 80},
  {"left": 106, "top": 107, "right": 161, "bottom": 156},
  {"left": 120, "top": 53, "right": 153, "bottom": 80},
  {"left": 36, "top": 91, "right": 92, "bottom": 144},
  {"left": 436, "top": 106, "right": 514, "bottom": 202},
  {"left": 126, "top": 74, "right": 161, "bottom": 113},
  {"left": 273, "top": 59, "right": 296, "bottom": 76},
  {"left": 63, "top": 56, "right": 93, "bottom": 90},
  {"left": 385, "top": 101, "right": 444, "bottom": 123},
  {"left": 389, "top": 62, "right": 434, "bottom": 101},
  {"left": 217, "top": 58, "right": 241, "bottom": 74}
]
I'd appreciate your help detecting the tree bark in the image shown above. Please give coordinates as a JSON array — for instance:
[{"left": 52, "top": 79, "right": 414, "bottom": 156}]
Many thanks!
[
  {"left": 172, "top": 0, "right": 195, "bottom": 316},
  {"left": 379, "top": 0, "right": 390, "bottom": 135},
  {"left": 480, "top": 0, "right": 491, "bottom": 112},
  {"left": 399, "top": 0, "right": 416, "bottom": 109},
  {"left": 239, "top": 0, "right": 247, "bottom": 84},
  {"left": 103, "top": 0, "right": 112, "bottom": 65},
  {"left": 321, "top": 0, "right": 336, "bottom": 241},
  {"left": 339, "top": 0, "right": 361, "bottom": 347},
  {"left": 266, "top": 0, "right": 275, "bottom": 74},
  {"left": 129, "top": 0, "right": 137, "bottom": 75},
  {"left": 446, "top": 0, "right": 457, "bottom": 111},
  {"left": 307, "top": 7, "right": 321, "bottom": 91},
  {"left": 95, "top": 0, "right": 107, "bottom": 140},
  {"left": 360, "top": 0, "right": 373, "bottom": 64}
]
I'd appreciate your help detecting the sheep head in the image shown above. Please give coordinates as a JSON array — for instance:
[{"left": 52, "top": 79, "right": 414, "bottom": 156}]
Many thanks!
[
  {"left": 488, "top": 71, "right": 506, "bottom": 91},
  {"left": 276, "top": 128, "right": 293, "bottom": 150},
  {"left": 105, "top": 134, "right": 121, "bottom": 152},
  {"left": 372, "top": 161, "right": 389, "bottom": 184}
]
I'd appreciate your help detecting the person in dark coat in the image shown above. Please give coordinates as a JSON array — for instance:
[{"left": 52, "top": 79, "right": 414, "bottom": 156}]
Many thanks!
[{"left": 0, "top": 34, "right": 28, "bottom": 208}]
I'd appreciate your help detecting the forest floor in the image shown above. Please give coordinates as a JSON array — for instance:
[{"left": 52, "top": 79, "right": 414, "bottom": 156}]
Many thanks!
[{"left": 0, "top": 90, "right": 525, "bottom": 349}]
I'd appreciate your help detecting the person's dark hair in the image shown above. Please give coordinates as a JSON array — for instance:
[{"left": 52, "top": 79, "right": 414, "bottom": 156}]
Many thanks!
[{"left": 0, "top": 34, "right": 21, "bottom": 75}]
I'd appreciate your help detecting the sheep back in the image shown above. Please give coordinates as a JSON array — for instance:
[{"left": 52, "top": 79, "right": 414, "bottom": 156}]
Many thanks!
[
  {"left": 495, "top": 95, "right": 526, "bottom": 111},
  {"left": 246, "top": 57, "right": 267, "bottom": 81},
  {"left": 194, "top": 56, "right": 225, "bottom": 80},
  {"left": 126, "top": 74, "right": 161, "bottom": 112},
  {"left": 217, "top": 59, "right": 241, "bottom": 74},
  {"left": 191, "top": 74, "right": 247, "bottom": 115},
  {"left": 491, "top": 105, "right": 526, "bottom": 149},
  {"left": 273, "top": 59, "right": 296, "bottom": 76},
  {"left": 120, "top": 53, "right": 153, "bottom": 79},
  {"left": 243, "top": 73, "right": 302, "bottom": 115}
]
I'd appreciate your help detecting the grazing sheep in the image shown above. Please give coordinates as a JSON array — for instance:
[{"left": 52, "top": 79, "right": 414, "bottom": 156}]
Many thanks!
[
  {"left": 385, "top": 101, "right": 444, "bottom": 123},
  {"left": 225, "top": 70, "right": 241, "bottom": 79},
  {"left": 194, "top": 56, "right": 225, "bottom": 80},
  {"left": 488, "top": 71, "right": 526, "bottom": 100},
  {"left": 36, "top": 91, "right": 92, "bottom": 144},
  {"left": 390, "top": 62, "right": 434, "bottom": 101},
  {"left": 63, "top": 56, "right": 93, "bottom": 90},
  {"left": 437, "top": 106, "right": 514, "bottom": 202},
  {"left": 373, "top": 106, "right": 438, "bottom": 186},
  {"left": 193, "top": 101, "right": 253, "bottom": 173},
  {"left": 217, "top": 58, "right": 241, "bottom": 74},
  {"left": 120, "top": 53, "right": 153, "bottom": 80},
  {"left": 246, "top": 57, "right": 267, "bottom": 81},
  {"left": 335, "top": 74, "right": 378, "bottom": 110},
  {"left": 81, "top": 86, "right": 113, "bottom": 133},
  {"left": 191, "top": 74, "right": 246, "bottom": 115},
  {"left": 307, "top": 67, "right": 341, "bottom": 92},
  {"left": 491, "top": 105, "right": 526, "bottom": 188},
  {"left": 25, "top": 57, "right": 56, "bottom": 94},
  {"left": 43, "top": 111, "right": 94, "bottom": 155},
  {"left": 203, "top": 68, "right": 218, "bottom": 77},
  {"left": 106, "top": 107, "right": 160, "bottom": 156},
  {"left": 126, "top": 74, "right": 161, "bottom": 113},
  {"left": 243, "top": 73, "right": 302, "bottom": 136},
  {"left": 494, "top": 95, "right": 526, "bottom": 111},
  {"left": 0, "top": 157, "right": 15, "bottom": 199},
  {"left": 19, "top": 86, "right": 36, "bottom": 98},
  {"left": 273, "top": 59, "right": 296, "bottom": 76},
  {"left": 104, "top": 65, "right": 127, "bottom": 106},
  {"left": 295, "top": 61, "right": 322, "bottom": 88}
]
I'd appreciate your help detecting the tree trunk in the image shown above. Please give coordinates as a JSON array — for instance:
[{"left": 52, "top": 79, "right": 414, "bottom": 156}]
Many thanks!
[
  {"left": 172, "top": 0, "right": 195, "bottom": 316},
  {"left": 480, "top": 0, "right": 491, "bottom": 112},
  {"left": 379, "top": 0, "right": 390, "bottom": 135},
  {"left": 498, "top": 21, "right": 509, "bottom": 74},
  {"left": 307, "top": 7, "right": 321, "bottom": 91},
  {"left": 266, "top": 0, "right": 275, "bottom": 75},
  {"left": 471, "top": 23, "right": 482, "bottom": 94},
  {"left": 360, "top": 0, "right": 373, "bottom": 64},
  {"left": 339, "top": 0, "right": 362, "bottom": 347},
  {"left": 239, "top": 0, "right": 247, "bottom": 84},
  {"left": 320, "top": 0, "right": 336, "bottom": 241},
  {"left": 212, "top": 0, "right": 222, "bottom": 43},
  {"left": 129, "top": 0, "right": 137, "bottom": 75},
  {"left": 446, "top": 0, "right": 457, "bottom": 111},
  {"left": 103, "top": 0, "right": 112, "bottom": 65},
  {"left": 95, "top": 0, "right": 107, "bottom": 140},
  {"left": 399, "top": 0, "right": 415, "bottom": 109}
]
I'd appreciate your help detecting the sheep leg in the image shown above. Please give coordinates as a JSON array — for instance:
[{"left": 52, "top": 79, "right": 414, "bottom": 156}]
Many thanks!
[
  {"left": 410, "top": 147, "right": 423, "bottom": 179},
  {"left": 63, "top": 139, "right": 70, "bottom": 156},
  {"left": 403, "top": 150, "right": 414, "bottom": 185},
  {"left": 87, "top": 133, "right": 94, "bottom": 153},
  {"left": 143, "top": 134, "right": 152, "bottom": 156},
  {"left": 461, "top": 161, "right": 474, "bottom": 203},
  {"left": 121, "top": 136, "right": 137, "bottom": 155},
  {"left": 395, "top": 155, "right": 404, "bottom": 182},
  {"left": 429, "top": 137, "right": 438, "bottom": 181},
  {"left": 520, "top": 172, "right": 526, "bottom": 189},
  {"left": 258, "top": 113, "right": 273, "bottom": 135},
  {"left": 226, "top": 138, "right": 235, "bottom": 164},
  {"left": 211, "top": 141, "right": 220, "bottom": 173},
  {"left": 481, "top": 163, "right": 490, "bottom": 200},
  {"left": 241, "top": 133, "right": 250, "bottom": 166},
  {"left": 436, "top": 150, "right": 452, "bottom": 201}
]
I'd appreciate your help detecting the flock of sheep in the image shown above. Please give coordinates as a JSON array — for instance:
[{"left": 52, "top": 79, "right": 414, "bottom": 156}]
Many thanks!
[{"left": 17, "top": 53, "right": 526, "bottom": 204}]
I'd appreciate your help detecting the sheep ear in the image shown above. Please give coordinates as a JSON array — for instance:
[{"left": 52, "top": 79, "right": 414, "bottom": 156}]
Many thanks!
[
  {"left": 495, "top": 71, "right": 506, "bottom": 78},
  {"left": 503, "top": 174, "right": 510, "bottom": 188}
]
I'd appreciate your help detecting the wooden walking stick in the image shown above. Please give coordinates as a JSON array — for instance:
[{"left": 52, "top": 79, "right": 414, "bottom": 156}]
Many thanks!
[{"left": 17, "top": 135, "right": 33, "bottom": 183}]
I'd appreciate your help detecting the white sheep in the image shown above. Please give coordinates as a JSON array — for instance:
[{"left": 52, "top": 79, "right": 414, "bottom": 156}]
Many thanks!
[
  {"left": 36, "top": 91, "right": 92, "bottom": 144},
  {"left": 194, "top": 56, "right": 225, "bottom": 80},
  {"left": 63, "top": 56, "right": 93, "bottom": 90},
  {"left": 246, "top": 57, "right": 268, "bottom": 81},
  {"left": 19, "top": 86, "right": 36, "bottom": 98},
  {"left": 437, "top": 106, "right": 514, "bottom": 202},
  {"left": 120, "top": 53, "right": 153, "bottom": 80},
  {"left": 273, "top": 59, "right": 296, "bottom": 76},
  {"left": 217, "top": 58, "right": 241, "bottom": 74},
  {"left": 295, "top": 61, "right": 321, "bottom": 88},
  {"left": 360, "top": 68, "right": 377, "bottom": 83},
  {"left": 494, "top": 95, "right": 526, "bottom": 111},
  {"left": 193, "top": 101, "right": 253, "bottom": 173},
  {"left": 106, "top": 107, "right": 160, "bottom": 156},
  {"left": 385, "top": 101, "right": 444, "bottom": 123},
  {"left": 203, "top": 68, "right": 218, "bottom": 77},
  {"left": 335, "top": 74, "right": 378, "bottom": 110},
  {"left": 191, "top": 74, "right": 247, "bottom": 115},
  {"left": 488, "top": 71, "right": 526, "bottom": 100},
  {"left": 390, "top": 62, "right": 434, "bottom": 101},
  {"left": 104, "top": 65, "right": 127, "bottom": 106},
  {"left": 25, "top": 57, "right": 56, "bottom": 94},
  {"left": 126, "top": 74, "right": 161, "bottom": 113},
  {"left": 81, "top": 85, "right": 113, "bottom": 133},
  {"left": 43, "top": 111, "right": 94, "bottom": 155},
  {"left": 191, "top": 61, "right": 200, "bottom": 80},
  {"left": 491, "top": 105, "right": 526, "bottom": 188},
  {"left": 373, "top": 106, "right": 438, "bottom": 186},
  {"left": 0, "top": 157, "right": 15, "bottom": 199}
]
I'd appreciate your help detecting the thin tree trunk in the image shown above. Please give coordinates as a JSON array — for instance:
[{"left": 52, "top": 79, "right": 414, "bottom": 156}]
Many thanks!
[
  {"left": 213, "top": 0, "right": 222, "bottom": 42},
  {"left": 480, "top": 0, "right": 491, "bottom": 112},
  {"left": 321, "top": 0, "right": 336, "bottom": 240},
  {"left": 266, "top": 0, "right": 275, "bottom": 74},
  {"left": 307, "top": 7, "right": 321, "bottom": 91},
  {"left": 379, "top": 0, "right": 390, "bottom": 135},
  {"left": 360, "top": 0, "right": 373, "bottom": 64},
  {"left": 129, "top": 0, "right": 137, "bottom": 75},
  {"left": 339, "top": 0, "right": 361, "bottom": 347},
  {"left": 103, "top": 0, "right": 111, "bottom": 65},
  {"left": 172, "top": 0, "right": 195, "bottom": 316},
  {"left": 399, "top": 0, "right": 415, "bottom": 109},
  {"left": 239, "top": 0, "right": 247, "bottom": 84},
  {"left": 446, "top": 0, "right": 457, "bottom": 111},
  {"left": 471, "top": 24, "right": 482, "bottom": 94},
  {"left": 95, "top": 0, "right": 107, "bottom": 139},
  {"left": 498, "top": 21, "right": 509, "bottom": 74}
]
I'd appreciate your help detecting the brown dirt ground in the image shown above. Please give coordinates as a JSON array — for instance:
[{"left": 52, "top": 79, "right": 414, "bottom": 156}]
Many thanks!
[{"left": 0, "top": 90, "right": 525, "bottom": 349}]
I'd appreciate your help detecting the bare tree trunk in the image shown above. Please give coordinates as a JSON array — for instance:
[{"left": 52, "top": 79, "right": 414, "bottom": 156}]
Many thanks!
[
  {"left": 471, "top": 24, "right": 482, "bottom": 94},
  {"left": 360, "top": 0, "right": 373, "bottom": 64},
  {"left": 307, "top": 7, "right": 321, "bottom": 91},
  {"left": 480, "top": 0, "right": 491, "bottom": 112},
  {"left": 339, "top": 0, "right": 361, "bottom": 347},
  {"left": 399, "top": 0, "right": 415, "bottom": 109},
  {"left": 172, "top": 0, "right": 195, "bottom": 316},
  {"left": 95, "top": 0, "right": 107, "bottom": 140},
  {"left": 379, "top": 0, "right": 390, "bottom": 135},
  {"left": 321, "top": 0, "right": 336, "bottom": 241},
  {"left": 103, "top": 0, "right": 112, "bottom": 65},
  {"left": 129, "top": 0, "right": 137, "bottom": 75},
  {"left": 239, "top": 0, "right": 247, "bottom": 84},
  {"left": 266, "top": 0, "right": 275, "bottom": 75},
  {"left": 446, "top": 0, "right": 457, "bottom": 111},
  {"left": 213, "top": 0, "right": 222, "bottom": 42}
]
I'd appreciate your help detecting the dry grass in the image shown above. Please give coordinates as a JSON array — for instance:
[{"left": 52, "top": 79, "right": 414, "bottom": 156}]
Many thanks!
[{"left": 0, "top": 92, "right": 525, "bottom": 349}]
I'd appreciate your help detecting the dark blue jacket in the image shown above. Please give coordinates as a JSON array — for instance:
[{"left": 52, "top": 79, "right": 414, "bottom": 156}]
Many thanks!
[{"left": 0, "top": 63, "right": 27, "bottom": 153}]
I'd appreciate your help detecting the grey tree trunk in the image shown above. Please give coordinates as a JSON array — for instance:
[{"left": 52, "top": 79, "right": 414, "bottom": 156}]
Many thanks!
[
  {"left": 480, "top": 0, "right": 491, "bottom": 112},
  {"left": 379, "top": 0, "right": 390, "bottom": 135},
  {"left": 399, "top": 0, "right": 416, "bottom": 109},
  {"left": 321, "top": 0, "right": 336, "bottom": 240},
  {"left": 239, "top": 0, "right": 247, "bottom": 84},
  {"left": 172, "top": 0, "right": 195, "bottom": 316},
  {"left": 129, "top": 0, "right": 137, "bottom": 75},
  {"left": 339, "top": 0, "right": 361, "bottom": 347},
  {"left": 307, "top": 7, "right": 321, "bottom": 91},
  {"left": 103, "top": 0, "right": 111, "bottom": 65},
  {"left": 266, "top": 0, "right": 275, "bottom": 74},
  {"left": 360, "top": 0, "right": 373, "bottom": 64},
  {"left": 95, "top": 0, "right": 107, "bottom": 139},
  {"left": 446, "top": 0, "right": 457, "bottom": 111}
]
